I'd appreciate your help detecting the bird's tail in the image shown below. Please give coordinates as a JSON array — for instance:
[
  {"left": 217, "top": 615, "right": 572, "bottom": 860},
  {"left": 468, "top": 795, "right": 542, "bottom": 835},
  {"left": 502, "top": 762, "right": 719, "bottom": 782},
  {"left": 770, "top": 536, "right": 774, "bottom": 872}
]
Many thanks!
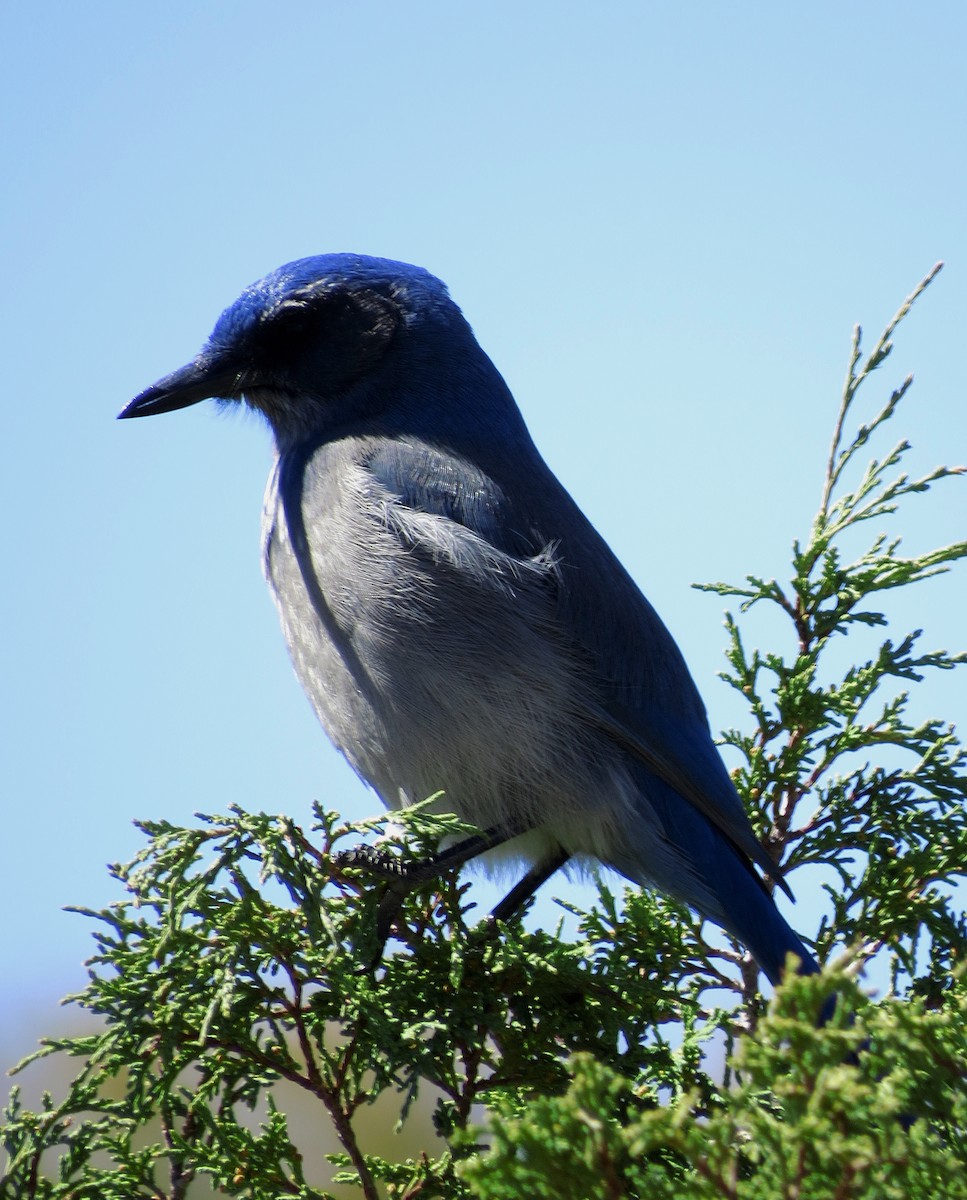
[{"left": 605, "top": 774, "right": 818, "bottom": 987}]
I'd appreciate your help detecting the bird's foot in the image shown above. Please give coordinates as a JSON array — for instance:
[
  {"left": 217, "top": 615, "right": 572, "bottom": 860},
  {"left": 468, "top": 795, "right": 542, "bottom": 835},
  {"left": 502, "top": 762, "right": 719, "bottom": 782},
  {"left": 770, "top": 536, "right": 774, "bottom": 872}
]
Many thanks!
[{"left": 334, "top": 843, "right": 419, "bottom": 882}]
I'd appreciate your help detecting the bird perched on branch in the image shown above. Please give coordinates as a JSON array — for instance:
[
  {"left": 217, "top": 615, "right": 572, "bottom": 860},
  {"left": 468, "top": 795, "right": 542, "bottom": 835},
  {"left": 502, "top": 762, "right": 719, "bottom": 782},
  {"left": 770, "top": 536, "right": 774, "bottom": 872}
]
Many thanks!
[{"left": 121, "top": 254, "right": 817, "bottom": 986}]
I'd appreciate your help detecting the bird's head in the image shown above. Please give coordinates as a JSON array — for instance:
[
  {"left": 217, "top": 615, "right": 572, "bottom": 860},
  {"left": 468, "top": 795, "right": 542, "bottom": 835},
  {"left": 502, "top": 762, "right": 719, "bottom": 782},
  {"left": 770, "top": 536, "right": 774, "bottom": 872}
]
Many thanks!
[{"left": 119, "top": 255, "right": 465, "bottom": 448}]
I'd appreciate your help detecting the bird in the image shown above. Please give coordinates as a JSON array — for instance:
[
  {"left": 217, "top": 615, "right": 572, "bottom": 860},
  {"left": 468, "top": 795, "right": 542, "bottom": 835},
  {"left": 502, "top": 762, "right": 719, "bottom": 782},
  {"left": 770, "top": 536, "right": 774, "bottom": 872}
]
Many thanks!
[{"left": 120, "top": 253, "right": 818, "bottom": 987}]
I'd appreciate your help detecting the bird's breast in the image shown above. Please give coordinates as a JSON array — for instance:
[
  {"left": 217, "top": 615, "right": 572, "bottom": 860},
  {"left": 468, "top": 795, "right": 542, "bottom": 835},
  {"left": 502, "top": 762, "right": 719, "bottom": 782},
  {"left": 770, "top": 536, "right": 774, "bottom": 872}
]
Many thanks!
[{"left": 259, "top": 442, "right": 633, "bottom": 853}]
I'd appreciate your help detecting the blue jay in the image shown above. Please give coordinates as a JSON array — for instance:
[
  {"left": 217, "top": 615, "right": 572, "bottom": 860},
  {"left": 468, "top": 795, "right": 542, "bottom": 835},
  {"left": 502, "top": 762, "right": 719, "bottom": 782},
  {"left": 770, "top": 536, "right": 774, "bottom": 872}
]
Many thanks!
[{"left": 121, "top": 254, "right": 817, "bottom": 986}]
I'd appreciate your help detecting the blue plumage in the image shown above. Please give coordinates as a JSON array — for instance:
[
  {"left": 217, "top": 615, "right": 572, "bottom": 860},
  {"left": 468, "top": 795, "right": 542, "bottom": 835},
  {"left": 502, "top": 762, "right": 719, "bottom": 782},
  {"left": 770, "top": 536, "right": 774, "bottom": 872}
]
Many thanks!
[{"left": 121, "top": 254, "right": 817, "bottom": 985}]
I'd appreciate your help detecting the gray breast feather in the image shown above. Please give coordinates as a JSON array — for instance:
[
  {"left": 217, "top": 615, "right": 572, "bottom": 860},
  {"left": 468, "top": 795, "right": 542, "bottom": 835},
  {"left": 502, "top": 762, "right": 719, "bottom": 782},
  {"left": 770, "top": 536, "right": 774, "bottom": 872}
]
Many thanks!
[{"left": 261, "top": 445, "right": 650, "bottom": 867}]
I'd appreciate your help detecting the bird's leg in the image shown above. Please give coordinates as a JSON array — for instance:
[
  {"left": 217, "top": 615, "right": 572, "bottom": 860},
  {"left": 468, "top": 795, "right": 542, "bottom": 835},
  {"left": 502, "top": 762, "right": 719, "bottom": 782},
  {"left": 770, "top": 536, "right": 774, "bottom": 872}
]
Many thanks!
[
  {"left": 337, "top": 827, "right": 569, "bottom": 945},
  {"left": 334, "top": 824, "right": 511, "bottom": 883},
  {"left": 490, "top": 848, "right": 571, "bottom": 922},
  {"left": 334, "top": 825, "right": 518, "bottom": 946}
]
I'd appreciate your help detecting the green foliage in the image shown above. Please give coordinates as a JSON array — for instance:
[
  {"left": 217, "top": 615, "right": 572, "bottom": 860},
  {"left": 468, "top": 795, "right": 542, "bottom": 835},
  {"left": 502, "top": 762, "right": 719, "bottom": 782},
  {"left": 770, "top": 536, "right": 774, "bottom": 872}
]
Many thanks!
[
  {"left": 695, "top": 262, "right": 966, "bottom": 1006},
  {"left": 464, "top": 969, "right": 967, "bottom": 1200},
  {"left": 3, "top": 267, "right": 964, "bottom": 1198},
  {"left": 0, "top": 807, "right": 719, "bottom": 1199}
]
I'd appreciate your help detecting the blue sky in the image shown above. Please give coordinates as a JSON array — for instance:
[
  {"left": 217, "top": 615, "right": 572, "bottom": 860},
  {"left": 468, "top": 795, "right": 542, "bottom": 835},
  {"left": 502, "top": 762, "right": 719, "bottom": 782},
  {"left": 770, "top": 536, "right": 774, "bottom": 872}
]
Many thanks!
[{"left": 2, "top": 3, "right": 964, "bottom": 1074}]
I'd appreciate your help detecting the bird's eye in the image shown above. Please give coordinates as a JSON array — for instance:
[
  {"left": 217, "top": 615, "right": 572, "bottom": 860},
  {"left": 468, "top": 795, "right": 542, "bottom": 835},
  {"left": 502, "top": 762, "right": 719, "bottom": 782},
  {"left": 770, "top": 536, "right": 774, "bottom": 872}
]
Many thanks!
[
  {"left": 270, "top": 300, "right": 316, "bottom": 333},
  {"left": 259, "top": 300, "right": 319, "bottom": 359},
  {"left": 254, "top": 287, "right": 399, "bottom": 389}
]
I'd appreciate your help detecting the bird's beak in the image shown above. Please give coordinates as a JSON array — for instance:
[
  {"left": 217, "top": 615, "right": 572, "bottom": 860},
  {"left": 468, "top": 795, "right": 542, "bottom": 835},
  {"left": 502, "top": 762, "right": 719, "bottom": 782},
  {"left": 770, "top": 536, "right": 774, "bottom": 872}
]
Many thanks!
[{"left": 118, "top": 355, "right": 242, "bottom": 420}]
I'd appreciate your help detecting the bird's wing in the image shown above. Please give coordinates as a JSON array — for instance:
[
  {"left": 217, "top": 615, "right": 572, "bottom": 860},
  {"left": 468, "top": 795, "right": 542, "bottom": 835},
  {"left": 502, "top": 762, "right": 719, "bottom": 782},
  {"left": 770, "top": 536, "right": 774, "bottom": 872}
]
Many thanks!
[{"left": 365, "top": 438, "right": 786, "bottom": 891}]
